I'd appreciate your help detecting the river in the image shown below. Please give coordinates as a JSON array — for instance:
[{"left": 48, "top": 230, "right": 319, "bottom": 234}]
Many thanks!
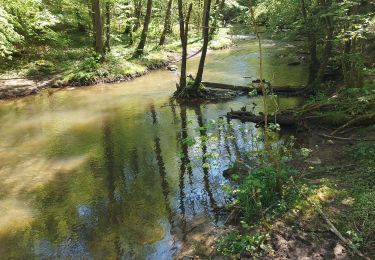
[{"left": 0, "top": 37, "right": 307, "bottom": 259}]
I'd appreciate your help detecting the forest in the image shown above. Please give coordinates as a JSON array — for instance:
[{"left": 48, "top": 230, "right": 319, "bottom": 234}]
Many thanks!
[{"left": 0, "top": 0, "right": 374, "bottom": 259}]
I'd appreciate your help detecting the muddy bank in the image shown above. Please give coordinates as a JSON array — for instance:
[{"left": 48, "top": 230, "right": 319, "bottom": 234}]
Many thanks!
[
  {"left": 0, "top": 61, "right": 170, "bottom": 100},
  {"left": 0, "top": 76, "right": 57, "bottom": 100}
]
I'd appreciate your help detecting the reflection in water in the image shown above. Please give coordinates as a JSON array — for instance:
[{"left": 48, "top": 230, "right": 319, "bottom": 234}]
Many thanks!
[
  {"left": 0, "top": 37, "right": 307, "bottom": 258},
  {"left": 150, "top": 104, "right": 173, "bottom": 227},
  {"left": 178, "top": 105, "right": 189, "bottom": 240},
  {"left": 102, "top": 115, "right": 124, "bottom": 259},
  {"left": 193, "top": 105, "right": 219, "bottom": 214}
]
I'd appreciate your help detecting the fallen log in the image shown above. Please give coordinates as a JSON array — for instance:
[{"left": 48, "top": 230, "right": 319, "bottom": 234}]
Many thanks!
[
  {"left": 227, "top": 109, "right": 297, "bottom": 126},
  {"left": 318, "top": 134, "right": 375, "bottom": 142},
  {"left": 331, "top": 113, "right": 375, "bottom": 135},
  {"left": 202, "top": 81, "right": 306, "bottom": 96},
  {"left": 202, "top": 82, "right": 252, "bottom": 92}
]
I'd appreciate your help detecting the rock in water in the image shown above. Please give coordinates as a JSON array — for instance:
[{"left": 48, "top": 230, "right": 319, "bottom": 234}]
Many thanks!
[{"left": 167, "top": 65, "right": 178, "bottom": 71}]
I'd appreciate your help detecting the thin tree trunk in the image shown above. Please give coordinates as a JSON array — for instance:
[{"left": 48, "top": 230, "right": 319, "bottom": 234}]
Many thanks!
[
  {"left": 314, "top": 15, "right": 334, "bottom": 87},
  {"left": 177, "top": 0, "right": 186, "bottom": 91},
  {"left": 134, "top": 0, "right": 153, "bottom": 57},
  {"left": 300, "top": 0, "right": 318, "bottom": 85},
  {"left": 92, "top": 0, "right": 105, "bottom": 59},
  {"left": 124, "top": 1, "right": 133, "bottom": 45},
  {"left": 159, "top": 0, "right": 173, "bottom": 46},
  {"left": 193, "top": 0, "right": 212, "bottom": 93},
  {"left": 219, "top": 0, "right": 225, "bottom": 23},
  {"left": 76, "top": 11, "right": 86, "bottom": 32},
  {"left": 249, "top": 0, "right": 282, "bottom": 194},
  {"left": 202, "top": 0, "right": 209, "bottom": 38},
  {"left": 308, "top": 36, "right": 319, "bottom": 84},
  {"left": 104, "top": 1, "right": 111, "bottom": 53},
  {"left": 209, "top": 0, "right": 221, "bottom": 38},
  {"left": 133, "top": 0, "right": 142, "bottom": 32},
  {"left": 88, "top": 0, "right": 95, "bottom": 47},
  {"left": 176, "top": 0, "right": 192, "bottom": 93}
]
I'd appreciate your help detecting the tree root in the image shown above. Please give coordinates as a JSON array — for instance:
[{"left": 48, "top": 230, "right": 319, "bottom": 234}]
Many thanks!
[{"left": 173, "top": 83, "right": 209, "bottom": 100}]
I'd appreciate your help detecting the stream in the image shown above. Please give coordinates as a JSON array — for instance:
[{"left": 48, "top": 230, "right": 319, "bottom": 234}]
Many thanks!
[{"left": 0, "top": 37, "right": 308, "bottom": 259}]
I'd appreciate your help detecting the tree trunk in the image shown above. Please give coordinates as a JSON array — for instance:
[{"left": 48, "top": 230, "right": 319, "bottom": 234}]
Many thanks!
[
  {"left": 159, "top": 0, "right": 173, "bottom": 46},
  {"left": 219, "top": 0, "right": 225, "bottom": 23},
  {"left": 209, "top": 0, "right": 221, "bottom": 38},
  {"left": 134, "top": 0, "right": 153, "bottom": 57},
  {"left": 202, "top": 0, "right": 209, "bottom": 38},
  {"left": 314, "top": 15, "right": 334, "bottom": 87},
  {"left": 88, "top": 0, "right": 95, "bottom": 47},
  {"left": 177, "top": 0, "right": 186, "bottom": 91},
  {"left": 104, "top": 1, "right": 111, "bottom": 53},
  {"left": 300, "top": 0, "right": 318, "bottom": 85},
  {"left": 76, "top": 11, "right": 86, "bottom": 32},
  {"left": 133, "top": 0, "right": 142, "bottom": 32},
  {"left": 124, "top": 1, "right": 133, "bottom": 45},
  {"left": 176, "top": 0, "right": 192, "bottom": 93},
  {"left": 308, "top": 36, "right": 319, "bottom": 84},
  {"left": 193, "top": 0, "right": 212, "bottom": 92},
  {"left": 92, "top": 0, "right": 105, "bottom": 60}
]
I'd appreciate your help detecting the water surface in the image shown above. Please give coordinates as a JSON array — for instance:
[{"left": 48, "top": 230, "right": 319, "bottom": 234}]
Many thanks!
[{"left": 0, "top": 38, "right": 307, "bottom": 259}]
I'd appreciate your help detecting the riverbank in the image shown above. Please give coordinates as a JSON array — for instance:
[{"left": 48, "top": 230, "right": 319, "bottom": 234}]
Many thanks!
[
  {"left": 0, "top": 29, "right": 234, "bottom": 100},
  {"left": 176, "top": 125, "right": 375, "bottom": 259},
  {"left": 178, "top": 70, "right": 375, "bottom": 258}
]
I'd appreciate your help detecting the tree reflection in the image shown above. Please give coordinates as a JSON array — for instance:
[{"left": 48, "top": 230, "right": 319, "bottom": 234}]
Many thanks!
[
  {"left": 193, "top": 105, "right": 218, "bottom": 214},
  {"left": 150, "top": 103, "right": 173, "bottom": 227}
]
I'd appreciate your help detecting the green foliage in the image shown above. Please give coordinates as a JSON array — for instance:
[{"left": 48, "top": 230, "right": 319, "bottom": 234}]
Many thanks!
[
  {"left": 66, "top": 54, "right": 107, "bottom": 83},
  {"left": 209, "top": 28, "right": 233, "bottom": 50},
  {"left": 217, "top": 231, "right": 270, "bottom": 258},
  {"left": 230, "top": 166, "right": 296, "bottom": 223},
  {"left": 0, "top": 7, "right": 23, "bottom": 58},
  {"left": 255, "top": 0, "right": 301, "bottom": 30},
  {"left": 26, "top": 60, "right": 55, "bottom": 77}
]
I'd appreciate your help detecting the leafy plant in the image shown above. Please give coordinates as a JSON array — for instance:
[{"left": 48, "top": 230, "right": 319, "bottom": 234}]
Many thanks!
[
  {"left": 217, "top": 232, "right": 270, "bottom": 258},
  {"left": 230, "top": 166, "right": 295, "bottom": 223}
]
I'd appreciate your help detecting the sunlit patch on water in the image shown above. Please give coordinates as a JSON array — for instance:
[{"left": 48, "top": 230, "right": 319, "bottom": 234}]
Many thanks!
[{"left": 0, "top": 199, "right": 34, "bottom": 236}]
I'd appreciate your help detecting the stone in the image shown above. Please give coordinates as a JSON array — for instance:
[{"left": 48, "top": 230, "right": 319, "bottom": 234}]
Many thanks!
[{"left": 167, "top": 65, "right": 178, "bottom": 71}]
